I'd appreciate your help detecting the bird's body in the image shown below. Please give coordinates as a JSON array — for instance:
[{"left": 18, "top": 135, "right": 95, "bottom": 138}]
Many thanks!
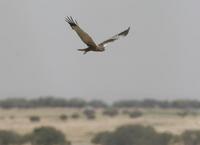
[{"left": 65, "top": 16, "right": 130, "bottom": 54}]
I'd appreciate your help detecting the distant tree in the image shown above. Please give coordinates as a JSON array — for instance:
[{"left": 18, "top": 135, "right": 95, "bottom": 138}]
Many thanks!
[
  {"left": 0, "top": 98, "right": 30, "bottom": 109},
  {"left": 67, "top": 98, "right": 87, "bottom": 108},
  {"left": 171, "top": 100, "right": 200, "bottom": 109},
  {"left": 88, "top": 100, "right": 108, "bottom": 108},
  {"left": 113, "top": 100, "right": 140, "bottom": 108},
  {"left": 1, "top": 97, "right": 200, "bottom": 109},
  {"left": 31, "top": 97, "right": 68, "bottom": 108},
  {"left": 141, "top": 99, "right": 158, "bottom": 108}
]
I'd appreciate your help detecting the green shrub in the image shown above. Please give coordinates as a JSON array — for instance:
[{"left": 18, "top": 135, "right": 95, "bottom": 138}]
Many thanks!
[
  {"left": 128, "top": 110, "right": 143, "bottom": 118},
  {"left": 71, "top": 113, "right": 80, "bottom": 119},
  {"left": 10, "top": 115, "right": 15, "bottom": 119},
  {"left": 92, "top": 125, "right": 173, "bottom": 145},
  {"left": 29, "top": 116, "right": 40, "bottom": 122},
  {"left": 59, "top": 114, "right": 68, "bottom": 121},
  {"left": 29, "top": 126, "right": 70, "bottom": 145},
  {"left": 83, "top": 109, "right": 96, "bottom": 120},
  {"left": 0, "top": 130, "right": 22, "bottom": 145},
  {"left": 92, "top": 131, "right": 112, "bottom": 145},
  {"left": 102, "top": 108, "right": 119, "bottom": 117},
  {"left": 177, "top": 111, "right": 189, "bottom": 117},
  {"left": 21, "top": 134, "right": 32, "bottom": 144},
  {"left": 121, "top": 109, "right": 130, "bottom": 115},
  {"left": 177, "top": 110, "right": 197, "bottom": 118},
  {"left": 181, "top": 130, "right": 200, "bottom": 145},
  {"left": 156, "top": 133, "right": 174, "bottom": 145}
]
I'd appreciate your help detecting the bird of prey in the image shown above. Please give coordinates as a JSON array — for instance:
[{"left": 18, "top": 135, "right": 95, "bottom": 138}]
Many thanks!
[{"left": 65, "top": 16, "right": 130, "bottom": 54}]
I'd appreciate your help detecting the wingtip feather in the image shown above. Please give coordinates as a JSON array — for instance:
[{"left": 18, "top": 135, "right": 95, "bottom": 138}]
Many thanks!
[
  {"left": 65, "top": 16, "right": 78, "bottom": 28},
  {"left": 125, "top": 27, "right": 130, "bottom": 35}
]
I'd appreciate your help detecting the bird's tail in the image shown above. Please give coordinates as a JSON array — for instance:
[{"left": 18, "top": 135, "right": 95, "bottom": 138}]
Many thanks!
[{"left": 78, "top": 48, "right": 90, "bottom": 54}]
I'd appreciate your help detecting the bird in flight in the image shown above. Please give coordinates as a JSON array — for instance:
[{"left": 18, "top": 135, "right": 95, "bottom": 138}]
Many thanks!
[{"left": 65, "top": 16, "right": 130, "bottom": 54}]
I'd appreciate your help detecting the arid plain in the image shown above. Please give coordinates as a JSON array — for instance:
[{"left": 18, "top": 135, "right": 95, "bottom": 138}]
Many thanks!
[{"left": 0, "top": 108, "right": 200, "bottom": 145}]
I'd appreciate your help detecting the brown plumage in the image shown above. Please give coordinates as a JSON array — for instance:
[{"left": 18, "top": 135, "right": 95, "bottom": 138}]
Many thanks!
[{"left": 65, "top": 16, "right": 130, "bottom": 54}]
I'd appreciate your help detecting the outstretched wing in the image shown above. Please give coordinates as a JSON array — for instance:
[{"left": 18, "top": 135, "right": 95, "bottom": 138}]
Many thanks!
[
  {"left": 65, "top": 16, "right": 97, "bottom": 47},
  {"left": 99, "top": 27, "right": 130, "bottom": 47}
]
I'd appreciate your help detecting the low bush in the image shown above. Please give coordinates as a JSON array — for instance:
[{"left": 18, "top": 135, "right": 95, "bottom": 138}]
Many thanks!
[
  {"left": 29, "top": 126, "right": 71, "bottom": 145},
  {"left": 0, "top": 130, "right": 22, "bottom": 145},
  {"left": 59, "top": 114, "right": 68, "bottom": 121},
  {"left": 102, "top": 108, "right": 119, "bottom": 117},
  {"left": 29, "top": 116, "right": 40, "bottom": 122},
  {"left": 177, "top": 110, "right": 197, "bottom": 118},
  {"left": 71, "top": 113, "right": 80, "bottom": 119},
  {"left": 0, "top": 127, "right": 71, "bottom": 145},
  {"left": 10, "top": 115, "right": 15, "bottom": 119},
  {"left": 92, "top": 125, "right": 174, "bottom": 145},
  {"left": 121, "top": 109, "right": 130, "bottom": 115},
  {"left": 92, "top": 131, "right": 112, "bottom": 145},
  {"left": 177, "top": 111, "right": 188, "bottom": 117},
  {"left": 181, "top": 130, "right": 200, "bottom": 145},
  {"left": 128, "top": 110, "right": 143, "bottom": 118},
  {"left": 83, "top": 109, "right": 96, "bottom": 120}
]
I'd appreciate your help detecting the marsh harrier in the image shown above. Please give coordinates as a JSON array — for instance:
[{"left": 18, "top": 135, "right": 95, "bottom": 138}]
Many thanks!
[{"left": 65, "top": 16, "right": 130, "bottom": 54}]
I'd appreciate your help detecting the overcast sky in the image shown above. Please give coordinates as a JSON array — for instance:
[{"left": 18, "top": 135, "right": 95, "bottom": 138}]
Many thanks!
[{"left": 0, "top": 0, "right": 200, "bottom": 101}]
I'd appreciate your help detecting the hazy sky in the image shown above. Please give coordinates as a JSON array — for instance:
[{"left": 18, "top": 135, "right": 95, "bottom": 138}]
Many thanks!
[{"left": 0, "top": 0, "right": 200, "bottom": 101}]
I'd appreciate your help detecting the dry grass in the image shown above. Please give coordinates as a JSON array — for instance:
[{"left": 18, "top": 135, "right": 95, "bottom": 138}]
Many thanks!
[{"left": 0, "top": 108, "right": 200, "bottom": 145}]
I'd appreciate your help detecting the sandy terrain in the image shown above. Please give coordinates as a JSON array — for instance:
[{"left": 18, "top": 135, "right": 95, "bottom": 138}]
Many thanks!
[{"left": 0, "top": 108, "right": 199, "bottom": 145}]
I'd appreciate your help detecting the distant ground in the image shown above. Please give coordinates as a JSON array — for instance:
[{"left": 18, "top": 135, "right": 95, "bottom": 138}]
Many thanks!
[{"left": 0, "top": 108, "right": 200, "bottom": 145}]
